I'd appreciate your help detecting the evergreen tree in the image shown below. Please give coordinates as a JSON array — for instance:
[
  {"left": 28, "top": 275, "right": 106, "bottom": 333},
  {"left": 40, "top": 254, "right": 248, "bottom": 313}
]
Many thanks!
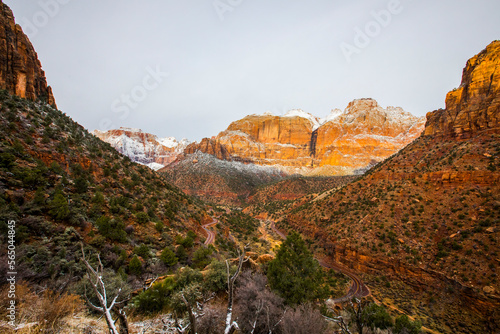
[
  {"left": 160, "top": 247, "right": 178, "bottom": 267},
  {"left": 128, "top": 255, "right": 142, "bottom": 276},
  {"left": 49, "top": 190, "right": 70, "bottom": 221},
  {"left": 267, "top": 231, "right": 328, "bottom": 305}
]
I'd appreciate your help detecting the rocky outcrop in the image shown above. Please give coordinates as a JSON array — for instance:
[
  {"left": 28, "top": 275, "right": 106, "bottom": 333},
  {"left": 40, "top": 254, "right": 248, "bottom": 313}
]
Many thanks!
[
  {"left": 93, "top": 127, "right": 189, "bottom": 170},
  {"left": 187, "top": 102, "right": 425, "bottom": 176},
  {"left": 424, "top": 40, "right": 500, "bottom": 138},
  {"left": 316, "top": 99, "right": 425, "bottom": 170},
  {"left": 0, "top": 1, "right": 56, "bottom": 107}
]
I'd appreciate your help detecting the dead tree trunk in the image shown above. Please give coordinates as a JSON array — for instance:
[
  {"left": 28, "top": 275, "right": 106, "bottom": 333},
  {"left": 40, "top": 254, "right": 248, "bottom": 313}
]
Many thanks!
[
  {"left": 81, "top": 245, "right": 125, "bottom": 334},
  {"left": 224, "top": 247, "right": 248, "bottom": 334}
]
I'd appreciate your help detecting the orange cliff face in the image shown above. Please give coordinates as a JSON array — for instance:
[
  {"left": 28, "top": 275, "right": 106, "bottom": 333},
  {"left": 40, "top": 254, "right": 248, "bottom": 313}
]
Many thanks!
[
  {"left": 424, "top": 40, "right": 500, "bottom": 138},
  {"left": 0, "top": 2, "right": 56, "bottom": 107},
  {"left": 185, "top": 102, "right": 425, "bottom": 176},
  {"left": 315, "top": 99, "right": 426, "bottom": 172}
]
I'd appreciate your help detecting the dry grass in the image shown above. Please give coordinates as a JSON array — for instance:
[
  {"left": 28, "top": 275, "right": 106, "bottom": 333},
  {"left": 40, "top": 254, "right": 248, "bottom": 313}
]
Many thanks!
[{"left": 0, "top": 282, "right": 85, "bottom": 333}]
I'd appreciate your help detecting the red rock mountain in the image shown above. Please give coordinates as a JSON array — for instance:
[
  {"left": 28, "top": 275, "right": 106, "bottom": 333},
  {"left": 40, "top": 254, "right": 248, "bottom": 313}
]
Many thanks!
[
  {"left": 274, "top": 41, "right": 500, "bottom": 333},
  {"left": 93, "top": 127, "right": 189, "bottom": 170},
  {"left": 185, "top": 100, "right": 425, "bottom": 176},
  {"left": 0, "top": 1, "right": 56, "bottom": 107}
]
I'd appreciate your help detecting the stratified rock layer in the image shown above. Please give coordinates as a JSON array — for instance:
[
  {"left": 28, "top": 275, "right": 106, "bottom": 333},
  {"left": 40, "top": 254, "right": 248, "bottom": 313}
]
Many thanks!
[
  {"left": 0, "top": 1, "right": 56, "bottom": 107},
  {"left": 425, "top": 40, "right": 500, "bottom": 138},
  {"left": 187, "top": 102, "right": 425, "bottom": 176}
]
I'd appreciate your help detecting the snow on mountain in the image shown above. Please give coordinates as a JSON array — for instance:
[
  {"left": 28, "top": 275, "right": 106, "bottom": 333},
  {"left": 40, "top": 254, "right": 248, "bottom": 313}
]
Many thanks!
[
  {"left": 283, "top": 109, "right": 322, "bottom": 130},
  {"left": 93, "top": 127, "right": 190, "bottom": 169}
]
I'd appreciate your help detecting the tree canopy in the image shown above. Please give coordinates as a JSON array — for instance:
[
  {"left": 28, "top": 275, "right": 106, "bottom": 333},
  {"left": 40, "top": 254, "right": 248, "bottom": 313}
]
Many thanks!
[{"left": 267, "top": 231, "right": 328, "bottom": 305}]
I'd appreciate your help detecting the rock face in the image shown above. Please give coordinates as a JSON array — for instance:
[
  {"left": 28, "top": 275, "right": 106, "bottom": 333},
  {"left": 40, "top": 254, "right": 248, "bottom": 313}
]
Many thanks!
[
  {"left": 424, "top": 40, "right": 500, "bottom": 138},
  {"left": 315, "top": 99, "right": 426, "bottom": 173},
  {"left": 187, "top": 102, "right": 425, "bottom": 175},
  {"left": 93, "top": 127, "right": 189, "bottom": 170},
  {"left": 0, "top": 1, "right": 56, "bottom": 107}
]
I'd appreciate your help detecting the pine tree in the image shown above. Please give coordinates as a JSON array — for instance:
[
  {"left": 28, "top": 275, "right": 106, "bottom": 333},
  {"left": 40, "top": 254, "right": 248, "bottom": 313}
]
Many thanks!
[
  {"left": 267, "top": 231, "right": 327, "bottom": 305},
  {"left": 160, "top": 247, "right": 179, "bottom": 267},
  {"left": 49, "top": 190, "right": 70, "bottom": 221}
]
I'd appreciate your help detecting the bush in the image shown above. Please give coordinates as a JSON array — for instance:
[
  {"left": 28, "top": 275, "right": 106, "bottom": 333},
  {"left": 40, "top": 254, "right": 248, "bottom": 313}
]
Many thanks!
[
  {"left": 160, "top": 247, "right": 178, "bottom": 267},
  {"left": 136, "top": 212, "right": 149, "bottom": 224},
  {"left": 192, "top": 246, "right": 213, "bottom": 269},
  {"left": 134, "top": 244, "right": 150, "bottom": 259},
  {"left": 132, "top": 276, "right": 176, "bottom": 314},
  {"left": 128, "top": 255, "right": 143, "bottom": 276},
  {"left": 96, "top": 216, "right": 127, "bottom": 243},
  {"left": 394, "top": 314, "right": 422, "bottom": 334}
]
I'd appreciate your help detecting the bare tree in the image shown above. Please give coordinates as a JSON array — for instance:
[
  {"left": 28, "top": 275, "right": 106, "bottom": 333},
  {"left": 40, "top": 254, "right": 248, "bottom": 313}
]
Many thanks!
[
  {"left": 235, "top": 271, "right": 286, "bottom": 334},
  {"left": 80, "top": 245, "right": 127, "bottom": 334},
  {"left": 224, "top": 247, "right": 249, "bottom": 334}
]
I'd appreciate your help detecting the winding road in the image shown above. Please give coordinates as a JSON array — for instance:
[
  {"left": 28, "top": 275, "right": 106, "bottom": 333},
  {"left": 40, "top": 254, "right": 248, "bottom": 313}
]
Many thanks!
[
  {"left": 202, "top": 219, "right": 218, "bottom": 245},
  {"left": 268, "top": 220, "right": 370, "bottom": 303}
]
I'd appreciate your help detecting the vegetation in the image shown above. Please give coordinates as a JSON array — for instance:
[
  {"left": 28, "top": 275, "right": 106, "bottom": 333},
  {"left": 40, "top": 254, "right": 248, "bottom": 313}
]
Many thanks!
[{"left": 267, "top": 232, "right": 328, "bottom": 305}]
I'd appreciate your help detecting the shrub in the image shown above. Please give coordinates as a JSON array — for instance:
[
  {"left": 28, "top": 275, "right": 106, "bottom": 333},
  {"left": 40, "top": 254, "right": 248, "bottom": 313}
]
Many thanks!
[
  {"left": 135, "top": 212, "right": 149, "bottom": 224},
  {"left": 96, "top": 216, "right": 127, "bottom": 243},
  {"left": 192, "top": 246, "right": 213, "bottom": 269},
  {"left": 128, "top": 255, "right": 143, "bottom": 276},
  {"left": 160, "top": 247, "right": 178, "bottom": 267},
  {"left": 394, "top": 314, "right": 422, "bottom": 334}
]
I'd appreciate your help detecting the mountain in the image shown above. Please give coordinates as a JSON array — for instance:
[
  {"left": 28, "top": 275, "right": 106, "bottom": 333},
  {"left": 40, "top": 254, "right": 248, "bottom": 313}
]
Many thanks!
[
  {"left": 184, "top": 100, "right": 425, "bottom": 176},
  {"left": 93, "top": 127, "right": 189, "bottom": 170},
  {"left": 270, "top": 41, "right": 500, "bottom": 333},
  {"left": 0, "top": 1, "right": 56, "bottom": 107}
]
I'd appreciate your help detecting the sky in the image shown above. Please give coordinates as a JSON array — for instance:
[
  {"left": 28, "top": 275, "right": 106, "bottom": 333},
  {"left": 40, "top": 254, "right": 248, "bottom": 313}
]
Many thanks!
[{"left": 4, "top": 0, "right": 500, "bottom": 142}]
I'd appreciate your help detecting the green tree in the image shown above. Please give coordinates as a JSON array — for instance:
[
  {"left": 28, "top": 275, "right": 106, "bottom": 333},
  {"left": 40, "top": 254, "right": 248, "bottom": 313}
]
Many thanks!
[
  {"left": 192, "top": 246, "right": 213, "bottom": 269},
  {"left": 49, "top": 190, "right": 70, "bottom": 221},
  {"left": 362, "top": 303, "right": 393, "bottom": 332},
  {"left": 134, "top": 244, "right": 150, "bottom": 259},
  {"left": 394, "top": 314, "right": 422, "bottom": 334},
  {"left": 96, "top": 216, "right": 127, "bottom": 243},
  {"left": 267, "top": 231, "right": 328, "bottom": 305},
  {"left": 74, "top": 176, "right": 88, "bottom": 193},
  {"left": 128, "top": 255, "right": 142, "bottom": 276},
  {"left": 176, "top": 245, "right": 188, "bottom": 263},
  {"left": 160, "top": 247, "right": 178, "bottom": 267}
]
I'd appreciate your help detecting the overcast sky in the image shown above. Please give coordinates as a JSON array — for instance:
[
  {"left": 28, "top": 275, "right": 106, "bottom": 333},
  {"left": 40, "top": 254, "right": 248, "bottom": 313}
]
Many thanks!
[{"left": 4, "top": 0, "right": 500, "bottom": 141}]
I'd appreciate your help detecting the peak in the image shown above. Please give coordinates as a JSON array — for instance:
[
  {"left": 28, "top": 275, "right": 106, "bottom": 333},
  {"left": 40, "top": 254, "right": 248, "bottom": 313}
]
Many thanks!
[
  {"left": 346, "top": 98, "right": 380, "bottom": 110},
  {"left": 424, "top": 41, "right": 500, "bottom": 138}
]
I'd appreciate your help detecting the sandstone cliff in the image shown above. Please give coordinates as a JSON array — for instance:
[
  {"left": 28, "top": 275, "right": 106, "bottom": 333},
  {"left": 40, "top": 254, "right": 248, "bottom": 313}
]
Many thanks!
[
  {"left": 93, "top": 127, "right": 189, "bottom": 170},
  {"left": 0, "top": 1, "right": 56, "bottom": 107},
  {"left": 424, "top": 40, "right": 500, "bottom": 138},
  {"left": 186, "top": 102, "right": 425, "bottom": 176}
]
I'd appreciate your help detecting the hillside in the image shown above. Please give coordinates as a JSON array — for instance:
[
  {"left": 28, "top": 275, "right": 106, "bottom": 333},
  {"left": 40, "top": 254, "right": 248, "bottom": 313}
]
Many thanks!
[
  {"left": 0, "top": 91, "right": 211, "bottom": 288},
  {"left": 269, "top": 41, "right": 500, "bottom": 333},
  {"left": 161, "top": 151, "right": 284, "bottom": 206}
]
